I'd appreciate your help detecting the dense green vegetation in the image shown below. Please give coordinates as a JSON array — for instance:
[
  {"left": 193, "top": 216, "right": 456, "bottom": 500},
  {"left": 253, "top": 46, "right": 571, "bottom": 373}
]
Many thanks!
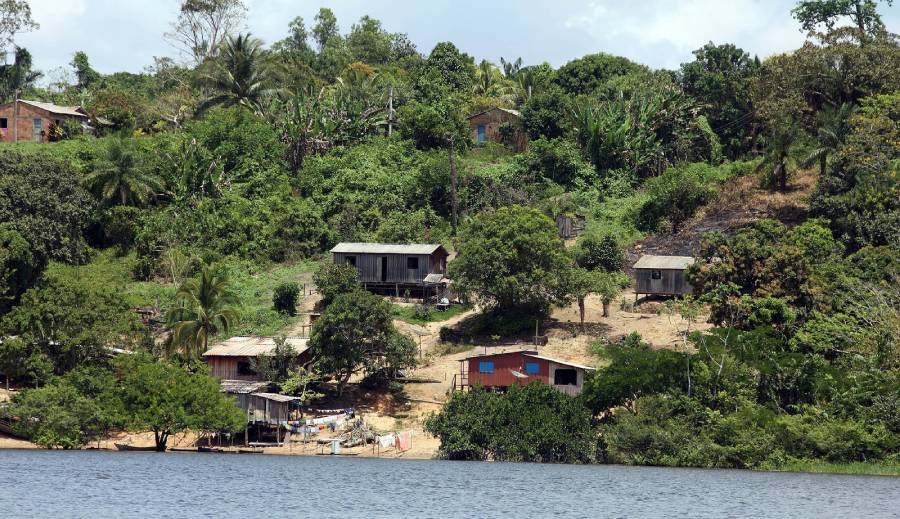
[{"left": 0, "top": 0, "right": 897, "bottom": 472}]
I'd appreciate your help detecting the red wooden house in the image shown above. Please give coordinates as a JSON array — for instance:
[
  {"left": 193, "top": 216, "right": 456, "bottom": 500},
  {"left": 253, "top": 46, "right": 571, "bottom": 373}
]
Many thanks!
[{"left": 454, "top": 350, "right": 595, "bottom": 397}]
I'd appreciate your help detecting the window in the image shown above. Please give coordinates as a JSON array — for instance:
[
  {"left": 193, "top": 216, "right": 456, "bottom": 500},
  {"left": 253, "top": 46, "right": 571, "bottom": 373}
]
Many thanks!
[
  {"left": 478, "top": 361, "right": 495, "bottom": 373},
  {"left": 477, "top": 124, "right": 486, "bottom": 142},
  {"left": 0, "top": 118, "right": 7, "bottom": 128},
  {"left": 407, "top": 257, "right": 419, "bottom": 270},
  {"left": 553, "top": 368, "right": 577, "bottom": 386},
  {"left": 345, "top": 256, "right": 356, "bottom": 266},
  {"left": 32, "top": 118, "right": 42, "bottom": 142},
  {"left": 525, "top": 362, "right": 540, "bottom": 375},
  {"left": 651, "top": 270, "right": 662, "bottom": 280},
  {"left": 237, "top": 361, "right": 255, "bottom": 376}
]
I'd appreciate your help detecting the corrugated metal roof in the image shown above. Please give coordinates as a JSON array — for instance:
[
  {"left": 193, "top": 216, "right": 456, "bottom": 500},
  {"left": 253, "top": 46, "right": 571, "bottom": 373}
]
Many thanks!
[
  {"left": 220, "top": 380, "right": 270, "bottom": 394},
  {"left": 467, "top": 107, "right": 522, "bottom": 119},
  {"left": 463, "top": 350, "right": 596, "bottom": 371},
  {"left": 423, "top": 273, "right": 444, "bottom": 284},
  {"left": 251, "top": 392, "right": 302, "bottom": 403},
  {"left": 632, "top": 255, "right": 695, "bottom": 270},
  {"left": 17, "top": 100, "right": 88, "bottom": 118},
  {"left": 203, "top": 336, "right": 309, "bottom": 357},
  {"left": 464, "top": 348, "right": 537, "bottom": 359},
  {"left": 330, "top": 242, "right": 445, "bottom": 255},
  {"left": 523, "top": 354, "right": 596, "bottom": 371}
]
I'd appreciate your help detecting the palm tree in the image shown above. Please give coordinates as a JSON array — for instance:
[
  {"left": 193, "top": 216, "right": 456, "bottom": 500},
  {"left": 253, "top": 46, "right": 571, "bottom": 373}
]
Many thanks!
[
  {"left": 197, "top": 33, "right": 275, "bottom": 115},
  {"left": 83, "top": 135, "right": 163, "bottom": 206},
  {"left": 803, "top": 103, "right": 856, "bottom": 176},
  {"left": 166, "top": 264, "right": 240, "bottom": 359},
  {"left": 500, "top": 56, "right": 522, "bottom": 78},
  {"left": 474, "top": 60, "right": 500, "bottom": 96},
  {"left": 756, "top": 119, "right": 798, "bottom": 192}
]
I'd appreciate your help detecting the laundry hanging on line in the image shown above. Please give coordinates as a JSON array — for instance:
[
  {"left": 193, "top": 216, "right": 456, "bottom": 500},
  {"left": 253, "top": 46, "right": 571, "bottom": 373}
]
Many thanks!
[
  {"left": 396, "top": 431, "right": 412, "bottom": 451},
  {"left": 377, "top": 434, "right": 395, "bottom": 448}
]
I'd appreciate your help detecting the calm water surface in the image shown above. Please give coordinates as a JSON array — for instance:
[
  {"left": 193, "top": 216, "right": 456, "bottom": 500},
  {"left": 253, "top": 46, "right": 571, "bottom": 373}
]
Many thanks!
[{"left": 1, "top": 450, "right": 898, "bottom": 518}]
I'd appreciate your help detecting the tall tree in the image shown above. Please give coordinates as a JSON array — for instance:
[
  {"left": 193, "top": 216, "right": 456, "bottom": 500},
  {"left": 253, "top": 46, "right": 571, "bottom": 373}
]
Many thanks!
[
  {"left": 0, "top": 0, "right": 37, "bottom": 54},
  {"left": 197, "top": 33, "right": 274, "bottom": 114},
  {"left": 473, "top": 59, "right": 500, "bottom": 96},
  {"left": 680, "top": 42, "right": 760, "bottom": 158},
  {"left": 165, "top": 264, "right": 240, "bottom": 359},
  {"left": 118, "top": 355, "right": 244, "bottom": 451},
  {"left": 70, "top": 51, "right": 99, "bottom": 90},
  {"left": 346, "top": 15, "right": 393, "bottom": 65},
  {"left": 83, "top": 135, "right": 163, "bottom": 207},
  {"left": 450, "top": 205, "right": 573, "bottom": 316},
  {"left": 166, "top": 0, "right": 247, "bottom": 64},
  {"left": 792, "top": 0, "right": 893, "bottom": 41},
  {"left": 0, "top": 45, "right": 40, "bottom": 102},
  {"left": 414, "top": 42, "right": 476, "bottom": 102},
  {"left": 308, "top": 291, "right": 415, "bottom": 395},
  {"left": 500, "top": 56, "right": 523, "bottom": 78},
  {"left": 312, "top": 7, "right": 339, "bottom": 52},
  {"left": 554, "top": 52, "right": 646, "bottom": 95}
]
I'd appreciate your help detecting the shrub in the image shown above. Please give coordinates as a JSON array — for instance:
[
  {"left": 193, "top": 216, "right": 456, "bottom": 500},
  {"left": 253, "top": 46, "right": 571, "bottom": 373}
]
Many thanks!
[
  {"left": 272, "top": 282, "right": 300, "bottom": 316},
  {"left": 413, "top": 304, "right": 433, "bottom": 321},
  {"left": 425, "top": 383, "right": 597, "bottom": 463},
  {"left": 313, "top": 263, "right": 360, "bottom": 307},
  {"left": 7, "top": 381, "right": 106, "bottom": 449},
  {"left": 576, "top": 234, "right": 624, "bottom": 272},
  {"left": 638, "top": 164, "right": 713, "bottom": 232}
]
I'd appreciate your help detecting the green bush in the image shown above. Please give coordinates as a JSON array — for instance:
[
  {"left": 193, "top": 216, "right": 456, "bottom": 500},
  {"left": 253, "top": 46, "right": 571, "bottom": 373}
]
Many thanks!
[
  {"left": 313, "top": 263, "right": 360, "bottom": 307},
  {"left": 273, "top": 282, "right": 300, "bottom": 316},
  {"left": 426, "top": 383, "right": 597, "bottom": 463},
  {"left": 638, "top": 164, "right": 713, "bottom": 233},
  {"left": 7, "top": 381, "right": 106, "bottom": 449},
  {"left": 413, "top": 304, "right": 433, "bottom": 321},
  {"left": 576, "top": 233, "right": 624, "bottom": 272}
]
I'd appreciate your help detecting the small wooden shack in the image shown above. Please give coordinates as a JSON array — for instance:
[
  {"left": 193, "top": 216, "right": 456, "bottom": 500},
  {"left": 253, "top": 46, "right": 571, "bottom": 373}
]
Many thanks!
[
  {"left": 219, "top": 380, "right": 301, "bottom": 444},
  {"left": 330, "top": 242, "right": 450, "bottom": 298},
  {"left": 467, "top": 107, "right": 527, "bottom": 152},
  {"left": 203, "top": 336, "right": 310, "bottom": 381},
  {"left": 556, "top": 213, "right": 586, "bottom": 239},
  {"left": 633, "top": 255, "right": 695, "bottom": 298},
  {"left": 455, "top": 350, "right": 595, "bottom": 397}
]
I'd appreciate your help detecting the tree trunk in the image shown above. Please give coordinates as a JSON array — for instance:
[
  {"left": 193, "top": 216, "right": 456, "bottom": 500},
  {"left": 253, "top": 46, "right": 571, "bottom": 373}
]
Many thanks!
[
  {"left": 685, "top": 354, "right": 692, "bottom": 398},
  {"left": 855, "top": 0, "right": 867, "bottom": 43},
  {"left": 775, "top": 162, "right": 787, "bottom": 192},
  {"left": 819, "top": 153, "right": 827, "bottom": 177},
  {"left": 154, "top": 430, "right": 168, "bottom": 452},
  {"left": 120, "top": 186, "right": 127, "bottom": 206},
  {"left": 602, "top": 299, "right": 610, "bottom": 318},
  {"left": 448, "top": 136, "right": 459, "bottom": 235},
  {"left": 578, "top": 297, "right": 585, "bottom": 331}
]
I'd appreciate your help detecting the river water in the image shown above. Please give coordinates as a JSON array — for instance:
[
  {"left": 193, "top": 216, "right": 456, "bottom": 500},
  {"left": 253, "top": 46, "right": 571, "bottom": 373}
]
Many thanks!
[{"left": 1, "top": 450, "right": 897, "bottom": 518}]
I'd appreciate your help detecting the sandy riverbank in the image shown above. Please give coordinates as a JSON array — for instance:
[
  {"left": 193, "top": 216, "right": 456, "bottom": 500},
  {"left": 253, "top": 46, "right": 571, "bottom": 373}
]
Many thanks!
[{"left": 0, "top": 429, "right": 438, "bottom": 460}]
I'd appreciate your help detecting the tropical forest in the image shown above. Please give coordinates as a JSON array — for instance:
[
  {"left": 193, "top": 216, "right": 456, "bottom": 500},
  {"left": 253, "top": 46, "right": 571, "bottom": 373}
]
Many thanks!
[{"left": 0, "top": 0, "right": 898, "bottom": 475}]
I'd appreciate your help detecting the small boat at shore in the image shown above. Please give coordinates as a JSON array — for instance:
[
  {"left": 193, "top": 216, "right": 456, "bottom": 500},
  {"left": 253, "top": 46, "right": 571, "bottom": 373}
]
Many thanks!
[
  {"left": 115, "top": 443, "right": 159, "bottom": 452},
  {"left": 237, "top": 448, "right": 264, "bottom": 454},
  {"left": 198, "top": 446, "right": 225, "bottom": 453}
]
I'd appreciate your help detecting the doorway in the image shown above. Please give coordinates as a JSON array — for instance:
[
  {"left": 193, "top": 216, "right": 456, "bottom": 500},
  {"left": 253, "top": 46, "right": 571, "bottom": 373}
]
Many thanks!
[{"left": 380, "top": 256, "right": 388, "bottom": 282}]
